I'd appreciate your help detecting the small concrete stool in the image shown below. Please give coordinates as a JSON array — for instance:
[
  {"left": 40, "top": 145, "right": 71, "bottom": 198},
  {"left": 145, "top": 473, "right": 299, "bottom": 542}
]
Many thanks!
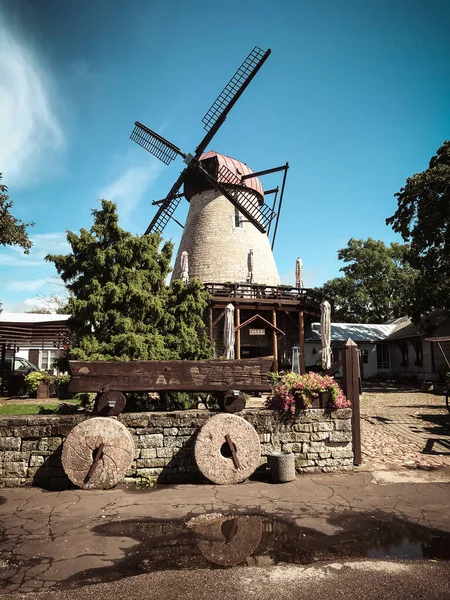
[{"left": 268, "top": 451, "right": 296, "bottom": 483}]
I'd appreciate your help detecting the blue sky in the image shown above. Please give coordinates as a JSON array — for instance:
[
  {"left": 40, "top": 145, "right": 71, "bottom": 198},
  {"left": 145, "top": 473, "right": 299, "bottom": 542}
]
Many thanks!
[{"left": 0, "top": 0, "right": 449, "bottom": 311}]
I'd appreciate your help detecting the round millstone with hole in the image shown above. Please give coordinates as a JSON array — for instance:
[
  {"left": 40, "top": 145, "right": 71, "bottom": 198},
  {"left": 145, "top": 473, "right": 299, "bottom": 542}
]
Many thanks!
[
  {"left": 195, "top": 413, "right": 261, "bottom": 485},
  {"left": 62, "top": 417, "right": 135, "bottom": 490},
  {"left": 195, "top": 515, "right": 262, "bottom": 566}
]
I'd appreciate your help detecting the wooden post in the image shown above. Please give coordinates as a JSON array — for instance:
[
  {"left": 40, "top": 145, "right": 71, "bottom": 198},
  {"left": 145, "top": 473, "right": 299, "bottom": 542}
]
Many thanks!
[
  {"left": 0, "top": 343, "right": 6, "bottom": 396},
  {"left": 272, "top": 308, "right": 278, "bottom": 371},
  {"left": 299, "top": 310, "right": 306, "bottom": 374},
  {"left": 236, "top": 307, "right": 241, "bottom": 360},
  {"left": 343, "top": 338, "right": 361, "bottom": 466}
]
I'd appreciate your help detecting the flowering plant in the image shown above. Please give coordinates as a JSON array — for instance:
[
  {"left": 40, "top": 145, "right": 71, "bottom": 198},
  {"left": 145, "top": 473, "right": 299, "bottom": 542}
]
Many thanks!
[{"left": 266, "top": 371, "right": 350, "bottom": 413}]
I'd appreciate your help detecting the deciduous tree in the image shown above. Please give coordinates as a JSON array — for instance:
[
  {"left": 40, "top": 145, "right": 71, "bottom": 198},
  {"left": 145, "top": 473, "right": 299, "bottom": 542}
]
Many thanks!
[
  {"left": 320, "top": 238, "right": 417, "bottom": 323},
  {"left": 386, "top": 141, "right": 450, "bottom": 321}
]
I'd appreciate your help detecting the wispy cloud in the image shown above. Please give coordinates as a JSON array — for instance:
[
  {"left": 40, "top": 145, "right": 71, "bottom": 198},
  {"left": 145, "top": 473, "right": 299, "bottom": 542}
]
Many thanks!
[
  {"left": 0, "top": 232, "right": 69, "bottom": 266},
  {"left": 0, "top": 20, "right": 64, "bottom": 186},
  {"left": 100, "top": 160, "right": 163, "bottom": 227},
  {"left": 5, "top": 278, "right": 48, "bottom": 292}
]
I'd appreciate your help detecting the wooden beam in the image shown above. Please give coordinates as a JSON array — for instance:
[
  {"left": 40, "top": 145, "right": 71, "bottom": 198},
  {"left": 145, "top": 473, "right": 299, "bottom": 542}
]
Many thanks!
[
  {"left": 235, "top": 313, "right": 285, "bottom": 335},
  {"left": 236, "top": 308, "right": 241, "bottom": 360},
  {"left": 343, "top": 338, "right": 361, "bottom": 466},
  {"left": 299, "top": 310, "right": 306, "bottom": 374},
  {"left": 69, "top": 356, "right": 274, "bottom": 393},
  {"left": 272, "top": 309, "right": 278, "bottom": 371},
  {"left": 212, "top": 309, "right": 226, "bottom": 328}
]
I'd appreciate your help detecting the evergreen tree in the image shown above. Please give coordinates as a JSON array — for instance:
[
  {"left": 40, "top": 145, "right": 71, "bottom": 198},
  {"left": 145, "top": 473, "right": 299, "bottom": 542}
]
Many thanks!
[{"left": 46, "top": 200, "right": 212, "bottom": 361}]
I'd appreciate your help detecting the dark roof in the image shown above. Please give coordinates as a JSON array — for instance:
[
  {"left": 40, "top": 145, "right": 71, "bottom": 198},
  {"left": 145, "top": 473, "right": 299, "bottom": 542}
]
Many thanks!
[{"left": 388, "top": 310, "right": 450, "bottom": 341}]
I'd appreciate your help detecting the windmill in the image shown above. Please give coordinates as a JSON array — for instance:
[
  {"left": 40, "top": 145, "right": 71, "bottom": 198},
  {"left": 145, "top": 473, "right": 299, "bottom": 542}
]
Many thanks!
[{"left": 130, "top": 46, "right": 289, "bottom": 284}]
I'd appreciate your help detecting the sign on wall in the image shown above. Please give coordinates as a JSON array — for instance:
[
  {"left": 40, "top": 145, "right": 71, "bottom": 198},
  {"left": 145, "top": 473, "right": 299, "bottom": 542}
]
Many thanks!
[{"left": 249, "top": 328, "right": 265, "bottom": 336}]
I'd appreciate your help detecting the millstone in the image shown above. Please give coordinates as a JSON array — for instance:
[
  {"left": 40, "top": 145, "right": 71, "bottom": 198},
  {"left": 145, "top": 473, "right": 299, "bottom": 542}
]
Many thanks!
[
  {"left": 195, "top": 413, "right": 261, "bottom": 485},
  {"left": 62, "top": 417, "right": 135, "bottom": 490},
  {"left": 195, "top": 515, "right": 262, "bottom": 566}
]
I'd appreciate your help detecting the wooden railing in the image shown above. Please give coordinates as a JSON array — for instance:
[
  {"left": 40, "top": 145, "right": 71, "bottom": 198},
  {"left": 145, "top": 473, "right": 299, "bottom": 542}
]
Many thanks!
[{"left": 204, "top": 282, "right": 323, "bottom": 303}]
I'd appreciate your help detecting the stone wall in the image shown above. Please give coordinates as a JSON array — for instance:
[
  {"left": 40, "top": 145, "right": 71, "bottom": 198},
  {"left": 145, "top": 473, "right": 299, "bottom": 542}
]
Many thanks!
[{"left": 0, "top": 409, "right": 353, "bottom": 489}]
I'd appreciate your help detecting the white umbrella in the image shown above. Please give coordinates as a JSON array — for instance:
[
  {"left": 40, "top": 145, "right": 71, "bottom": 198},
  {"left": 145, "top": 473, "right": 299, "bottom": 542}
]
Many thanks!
[
  {"left": 247, "top": 249, "right": 254, "bottom": 284},
  {"left": 295, "top": 258, "right": 303, "bottom": 288},
  {"left": 320, "top": 300, "right": 332, "bottom": 370},
  {"left": 224, "top": 303, "right": 235, "bottom": 360},
  {"left": 181, "top": 251, "right": 189, "bottom": 284}
]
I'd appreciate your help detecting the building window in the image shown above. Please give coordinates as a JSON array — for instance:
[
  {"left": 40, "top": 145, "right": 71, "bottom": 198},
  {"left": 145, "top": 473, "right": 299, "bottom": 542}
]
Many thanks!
[
  {"left": 40, "top": 350, "right": 58, "bottom": 371},
  {"left": 233, "top": 207, "right": 244, "bottom": 228},
  {"left": 376, "top": 344, "right": 390, "bottom": 370},
  {"left": 361, "top": 349, "right": 369, "bottom": 364}
]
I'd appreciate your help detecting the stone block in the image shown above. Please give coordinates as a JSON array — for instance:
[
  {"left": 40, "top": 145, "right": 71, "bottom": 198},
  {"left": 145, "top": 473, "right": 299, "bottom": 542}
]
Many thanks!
[
  {"left": 0, "top": 477, "right": 25, "bottom": 487},
  {"left": 259, "top": 433, "right": 271, "bottom": 443},
  {"left": 164, "top": 428, "right": 178, "bottom": 436},
  {"left": 0, "top": 451, "right": 29, "bottom": 462},
  {"left": 293, "top": 423, "right": 313, "bottom": 433},
  {"left": 331, "top": 409, "right": 352, "bottom": 419},
  {"left": 0, "top": 437, "right": 20, "bottom": 451},
  {"left": 163, "top": 437, "right": 185, "bottom": 448},
  {"left": 295, "top": 458, "right": 316, "bottom": 468},
  {"left": 156, "top": 447, "right": 176, "bottom": 458},
  {"left": 138, "top": 434, "right": 163, "bottom": 448},
  {"left": 29, "top": 455, "right": 45, "bottom": 467},
  {"left": 303, "top": 441, "right": 326, "bottom": 452},
  {"left": 330, "top": 447, "right": 354, "bottom": 459},
  {"left": 7, "top": 462, "right": 28, "bottom": 477},
  {"left": 141, "top": 448, "right": 157, "bottom": 459},
  {"left": 329, "top": 431, "right": 352, "bottom": 443},
  {"left": 38, "top": 437, "right": 62, "bottom": 452},
  {"left": 334, "top": 420, "right": 352, "bottom": 431},
  {"left": 137, "top": 468, "right": 163, "bottom": 477},
  {"left": 178, "top": 427, "right": 197, "bottom": 436},
  {"left": 312, "top": 422, "right": 334, "bottom": 432},
  {"left": 136, "top": 458, "right": 167, "bottom": 468},
  {"left": 318, "top": 452, "right": 332, "bottom": 459},
  {"left": 260, "top": 443, "right": 279, "bottom": 455},
  {"left": 21, "top": 440, "right": 40, "bottom": 451},
  {"left": 310, "top": 432, "right": 330, "bottom": 442},
  {"left": 281, "top": 443, "right": 303, "bottom": 453}
]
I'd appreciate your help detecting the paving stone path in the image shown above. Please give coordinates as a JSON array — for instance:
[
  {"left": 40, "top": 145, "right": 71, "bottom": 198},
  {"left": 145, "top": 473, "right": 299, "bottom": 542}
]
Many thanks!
[{"left": 360, "top": 387, "right": 450, "bottom": 471}]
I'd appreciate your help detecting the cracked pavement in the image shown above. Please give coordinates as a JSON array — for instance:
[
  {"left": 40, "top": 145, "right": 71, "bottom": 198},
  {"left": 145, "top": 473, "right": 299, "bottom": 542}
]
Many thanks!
[{"left": 1, "top": 470, "right": 450, "bottom": 599}]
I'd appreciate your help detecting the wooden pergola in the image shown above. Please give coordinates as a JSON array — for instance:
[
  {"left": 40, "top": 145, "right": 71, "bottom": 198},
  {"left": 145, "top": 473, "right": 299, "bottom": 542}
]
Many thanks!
[{"left": 204, "top": 283, "right": 323, "bottom": 372}]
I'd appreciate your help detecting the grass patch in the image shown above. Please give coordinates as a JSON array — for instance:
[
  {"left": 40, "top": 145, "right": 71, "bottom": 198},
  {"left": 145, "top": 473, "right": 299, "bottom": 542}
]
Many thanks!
[{"left": 0, "top": 400, "right": 80, "bottom": 415}]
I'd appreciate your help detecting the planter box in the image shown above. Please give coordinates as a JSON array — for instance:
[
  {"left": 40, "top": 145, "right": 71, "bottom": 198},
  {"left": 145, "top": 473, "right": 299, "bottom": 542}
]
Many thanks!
[
  {"left": 310, "top": 391, "right": 330, "bottom": 409},
  {"left": 36, "top": 382, "right": 50, "bottom": 399}
]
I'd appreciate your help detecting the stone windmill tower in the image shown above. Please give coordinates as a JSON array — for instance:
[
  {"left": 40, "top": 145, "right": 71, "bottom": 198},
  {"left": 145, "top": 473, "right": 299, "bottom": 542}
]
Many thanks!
[
  {"left": 130, "top": 46, "right": 289, "bottom": 283},
  {"left": 171, "top": 151, "right": 280, "bottom": 285}
]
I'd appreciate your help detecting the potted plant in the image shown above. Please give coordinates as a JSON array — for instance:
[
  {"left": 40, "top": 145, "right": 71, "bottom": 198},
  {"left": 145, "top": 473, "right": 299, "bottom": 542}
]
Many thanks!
[
  {"left": 55, "top": 372, "right": 72, "bottom": 400},
  {"left": 24, "top": 371, "right": 54, "bottom": 399},
  {"left": 266, "top": 371, "right": 350, "bottom": 414}
]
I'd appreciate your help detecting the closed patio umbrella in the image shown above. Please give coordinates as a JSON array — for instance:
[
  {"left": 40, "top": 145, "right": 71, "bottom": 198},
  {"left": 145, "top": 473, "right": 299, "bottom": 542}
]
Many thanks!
[
  {"left": 295, "top": 258, "right": 303, "bottom": 288},
  {"left": 247, "top": 249, "right": 254, "bottom": 284},
  {"left": 320, "top": 300, "right": 332, "bottom": 370},
  {"left": 224, "top": 303, "right": 235, "bottom": 360},
  {"left": 181, "top": 251, "right": 189, "bottom": 285}
]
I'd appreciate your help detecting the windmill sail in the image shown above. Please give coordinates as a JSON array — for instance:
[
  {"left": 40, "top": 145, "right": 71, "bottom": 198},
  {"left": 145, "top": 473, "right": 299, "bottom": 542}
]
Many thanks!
[
  {"left": 201, "top": 46, "right": 270, "bottom": 134},
  {"left": 216, "top": 165, "right": 276, "bottom": 233},
  {"left": 130, "top": 122, "right": 183, "bottom": 165}
]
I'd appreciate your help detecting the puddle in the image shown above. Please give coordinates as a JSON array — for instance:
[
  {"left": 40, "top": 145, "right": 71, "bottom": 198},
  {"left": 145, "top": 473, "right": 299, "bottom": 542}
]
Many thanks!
[{"left": 59, "top": 512, "right": 450, "bottom": 589}]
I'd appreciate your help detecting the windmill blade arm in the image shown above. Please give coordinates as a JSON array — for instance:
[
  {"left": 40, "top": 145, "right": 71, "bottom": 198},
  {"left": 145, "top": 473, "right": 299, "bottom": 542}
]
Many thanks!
[
  {"left": 195, "top": 163, "right": 275, "bottom": 234},
  {"left": 145, "top": 170, "right": 187, "bottom": 234},
  {"left": 195, "top": 46, "right": 271, "bottom": 156},
  {"left": 130, "top": 122, "right": 185, "bottom": 165}
]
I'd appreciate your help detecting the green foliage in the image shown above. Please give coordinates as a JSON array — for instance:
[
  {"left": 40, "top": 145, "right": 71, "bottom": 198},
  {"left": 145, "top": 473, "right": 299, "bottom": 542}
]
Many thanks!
[
  {"left": 0, "top": 173, "right": 33, "bottom": 254},
  {"left": 386, "top": 141, "right": 450, "bottom": 321},
  {"left": 24, "top": 371, "right": 53, "bottom": 393},
  {"left": 319, "top": 238, "right": 417, "bottom": 323},
  {"left": 46, "top": 200, "right": 212, "bottom": 365},
  {"left": 136, "top": 474, "right": 158, "bottom": 489}
]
